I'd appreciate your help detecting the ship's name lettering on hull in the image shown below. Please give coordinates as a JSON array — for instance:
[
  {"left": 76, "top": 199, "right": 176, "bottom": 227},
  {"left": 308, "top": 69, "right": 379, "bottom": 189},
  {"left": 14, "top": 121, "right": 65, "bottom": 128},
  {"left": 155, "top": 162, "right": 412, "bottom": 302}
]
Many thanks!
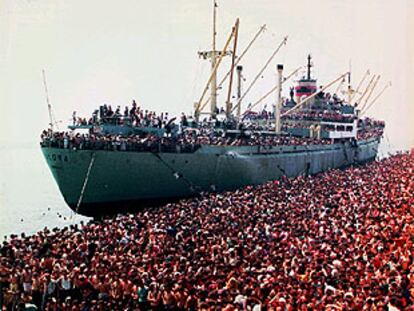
[{"left": 47, "top": 154, "right": 69, "bottom": 162}]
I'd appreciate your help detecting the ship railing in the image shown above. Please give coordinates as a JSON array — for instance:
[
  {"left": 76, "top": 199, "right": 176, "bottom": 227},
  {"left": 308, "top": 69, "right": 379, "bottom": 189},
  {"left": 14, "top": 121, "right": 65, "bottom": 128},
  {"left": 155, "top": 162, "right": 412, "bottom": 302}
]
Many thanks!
[
  {"left": 282, "top": 116, "right": 356, "bottom": 123},
  {"left": 99, "top": 116, "right": 132, "bottom": 126},
  {"left": 40, "top": 139, "right": 201, "bottom": 154}
]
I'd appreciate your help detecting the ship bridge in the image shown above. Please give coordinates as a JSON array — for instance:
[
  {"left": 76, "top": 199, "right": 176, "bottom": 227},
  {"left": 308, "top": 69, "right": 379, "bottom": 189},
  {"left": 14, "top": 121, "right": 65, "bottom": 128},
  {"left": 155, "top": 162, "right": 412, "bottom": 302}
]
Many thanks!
[
  {"left": 319, "top": 120, "right": 357, "bottom": 139},
  {"left": 295, "top": 54, "right": 317, "bottom": 103}
]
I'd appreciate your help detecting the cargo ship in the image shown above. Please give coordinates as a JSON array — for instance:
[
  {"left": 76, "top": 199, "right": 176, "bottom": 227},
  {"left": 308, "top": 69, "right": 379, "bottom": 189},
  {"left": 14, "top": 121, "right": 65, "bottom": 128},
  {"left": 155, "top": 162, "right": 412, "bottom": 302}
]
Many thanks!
[{"left": 40, "top": 3, "right": 385, "bottom": 216}]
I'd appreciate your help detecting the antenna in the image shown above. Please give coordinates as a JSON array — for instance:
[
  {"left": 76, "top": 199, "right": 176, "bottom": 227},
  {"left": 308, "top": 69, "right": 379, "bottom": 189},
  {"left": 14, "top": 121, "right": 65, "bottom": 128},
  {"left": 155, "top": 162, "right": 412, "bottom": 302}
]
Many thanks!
[
  {"left": 307, "top": 54, "right": 312, "bottom": 80},
  {"left": 42, "top": 69, "right": 54, "bottom": 131},
  {"left": 348, "top": 59, "right": 352, "bottom": 105},
  {"left": 213, "top": 0, "right": 217, "bottom": 53}
]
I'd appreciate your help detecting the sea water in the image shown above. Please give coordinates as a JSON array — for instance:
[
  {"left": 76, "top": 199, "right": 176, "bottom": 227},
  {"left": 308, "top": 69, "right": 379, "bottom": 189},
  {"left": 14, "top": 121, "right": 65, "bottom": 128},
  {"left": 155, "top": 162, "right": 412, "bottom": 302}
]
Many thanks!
[{"left": 0, "top": 142, "right": 90, "bottom": 238}]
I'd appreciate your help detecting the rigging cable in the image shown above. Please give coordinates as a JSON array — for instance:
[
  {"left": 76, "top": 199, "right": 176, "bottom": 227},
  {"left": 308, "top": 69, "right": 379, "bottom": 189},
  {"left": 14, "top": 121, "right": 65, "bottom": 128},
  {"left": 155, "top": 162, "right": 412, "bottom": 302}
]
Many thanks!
[
  {"left": 151, "top": 152, "right": 200, "bottom": 194},
  {"left": 75, "top": 153, "right": 96, "bottom": 215}
]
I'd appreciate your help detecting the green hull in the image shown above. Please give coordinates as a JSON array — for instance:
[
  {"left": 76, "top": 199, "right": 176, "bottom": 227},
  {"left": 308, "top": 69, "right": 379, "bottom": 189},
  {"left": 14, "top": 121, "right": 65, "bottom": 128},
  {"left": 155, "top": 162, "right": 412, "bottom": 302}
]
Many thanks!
[{"left": 41, "top": 138, "right": 380, "bottom": 216}]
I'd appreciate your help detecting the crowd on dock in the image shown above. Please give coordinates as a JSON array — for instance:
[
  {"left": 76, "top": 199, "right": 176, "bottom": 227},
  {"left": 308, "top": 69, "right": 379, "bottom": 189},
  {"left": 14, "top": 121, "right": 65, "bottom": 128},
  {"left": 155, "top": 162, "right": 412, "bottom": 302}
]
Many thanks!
[{"left": 1, "top": 152, "right": 413, "bottom": 310}]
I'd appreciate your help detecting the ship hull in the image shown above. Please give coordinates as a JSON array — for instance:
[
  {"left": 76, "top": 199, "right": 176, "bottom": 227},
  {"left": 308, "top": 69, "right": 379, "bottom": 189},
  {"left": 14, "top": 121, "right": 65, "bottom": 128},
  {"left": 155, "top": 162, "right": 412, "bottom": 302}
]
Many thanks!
[{"left": 41, "top": 138, "right": 380, "bottom": 216}]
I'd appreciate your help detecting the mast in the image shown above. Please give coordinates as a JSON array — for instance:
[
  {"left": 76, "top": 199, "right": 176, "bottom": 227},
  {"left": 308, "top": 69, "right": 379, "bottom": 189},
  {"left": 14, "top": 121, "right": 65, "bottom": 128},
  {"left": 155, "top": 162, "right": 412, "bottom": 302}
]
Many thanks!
[
  {"left": 196, "top": 21, "right": 237, "bottom": 118},
  {"left": 236, "top": 65, "right": 243, "bottom": 119},
  {"left": 226, "top": 19, "right": 239, "bottom": 118},
  {"left": 196, "top": 0, "right": 231, "bottom": 119},
  {"left": 42, "top": 69, "right": 54, "bottom": 131},
  {"left": 210, "top": 0, "right": 218, "bottom": 117},
  {"left": 200, "top": 24, "right": 266, "bottom": 113}
]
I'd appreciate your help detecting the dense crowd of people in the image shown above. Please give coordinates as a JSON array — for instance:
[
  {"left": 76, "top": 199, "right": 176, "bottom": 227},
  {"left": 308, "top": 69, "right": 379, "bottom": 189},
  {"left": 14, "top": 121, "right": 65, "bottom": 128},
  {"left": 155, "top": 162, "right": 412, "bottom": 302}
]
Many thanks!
[
  {"left": 58, "top": 100, "right": 386, "bottom": 154},
  {"left": 72, "top": 101, "right": 172, "bottom": 129},
  {"left": 281, "top": 111, "right": 356, "bottom": 123},
  {"left": 73, "top": 98, "right": 357, "bottom": 130},
  {"left": 359, "top": 118, "right": 386, "bottom": 129},
  {"left": 357, "top": 127, "right": 385, "bottom": 141},
  {"left": 41, "top": 113, "right": 385, "bottom": 153},
  {"left": 1, "top": 152, "right": 413, "bottom": 310},
  {"left": 40, "top": 128, "right": 335, "bottom": 153},
  {"left": 357, "top": 118, "right": 386, "bottom": 141},
  {"left": 40, "top": 125, "right": 383, "bottom": 152}
]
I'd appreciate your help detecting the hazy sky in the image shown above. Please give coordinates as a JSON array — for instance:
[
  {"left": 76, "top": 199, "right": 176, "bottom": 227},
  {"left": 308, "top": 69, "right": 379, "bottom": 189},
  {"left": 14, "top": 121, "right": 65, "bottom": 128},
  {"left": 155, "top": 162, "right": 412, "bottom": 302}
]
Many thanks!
[{"left": 1, "top": 0, "right": 413, "bottom": 150}]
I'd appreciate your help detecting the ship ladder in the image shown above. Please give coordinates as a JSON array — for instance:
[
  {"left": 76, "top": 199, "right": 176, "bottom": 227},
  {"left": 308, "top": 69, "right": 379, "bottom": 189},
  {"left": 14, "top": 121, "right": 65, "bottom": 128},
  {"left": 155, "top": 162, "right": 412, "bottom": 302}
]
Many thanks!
[
  {"left": 342, "top": 143, "right": 350, "bottom": 166},
  {"left": 75, "top": 153, "right": 96, "bottom": 215}
]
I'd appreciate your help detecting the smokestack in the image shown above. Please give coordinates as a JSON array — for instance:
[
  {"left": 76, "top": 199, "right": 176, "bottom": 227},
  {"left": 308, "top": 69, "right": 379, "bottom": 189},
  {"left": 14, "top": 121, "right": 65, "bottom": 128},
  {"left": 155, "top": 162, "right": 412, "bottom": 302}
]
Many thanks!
[
  {"left": 275, "top": 64, "right": 284, "bottom": 132},
  {"left": 236, "top": 65, "right": 243, "bottom": 119}
]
